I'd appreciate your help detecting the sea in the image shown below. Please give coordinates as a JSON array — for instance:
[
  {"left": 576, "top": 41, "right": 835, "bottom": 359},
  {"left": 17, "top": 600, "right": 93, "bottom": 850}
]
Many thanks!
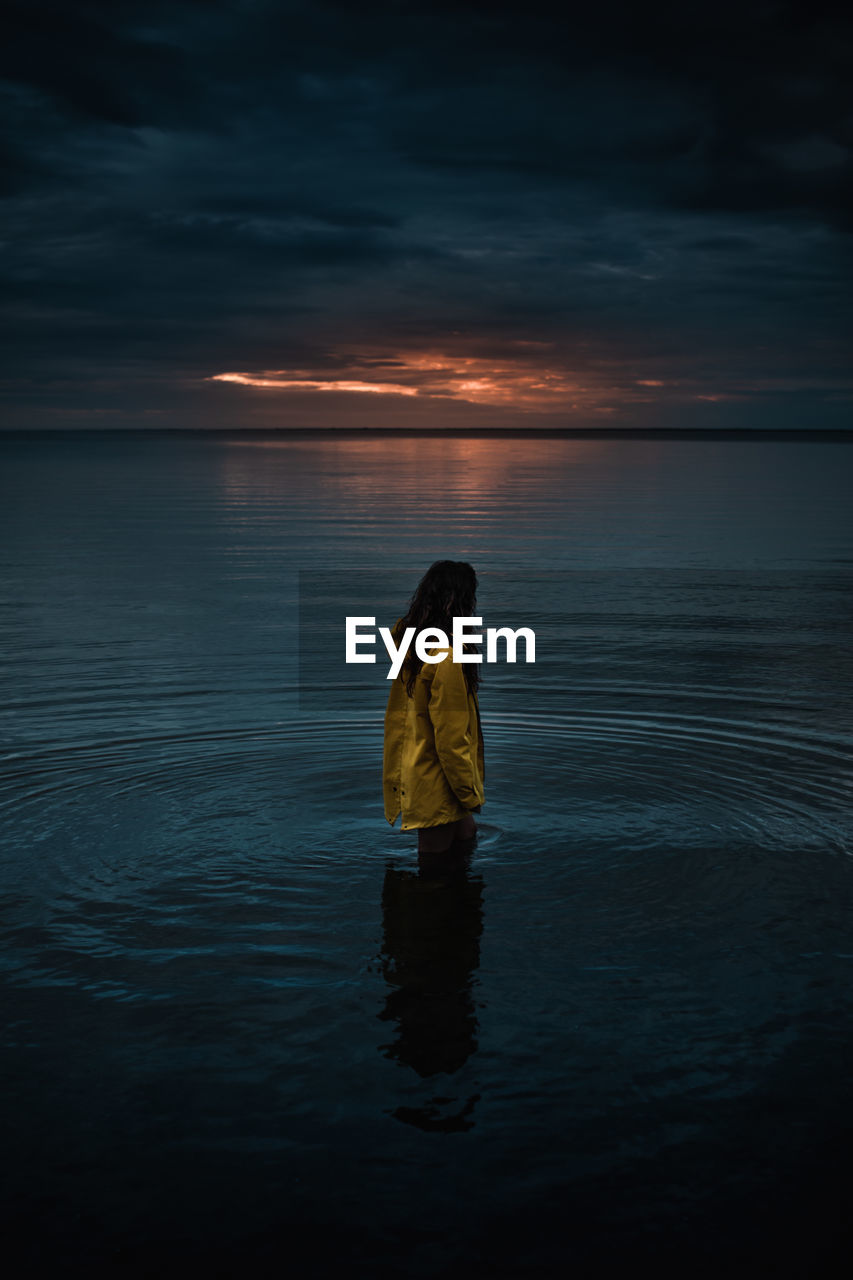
[{"left": 1, "top": 429, "right": 852, "bottom": 1276}]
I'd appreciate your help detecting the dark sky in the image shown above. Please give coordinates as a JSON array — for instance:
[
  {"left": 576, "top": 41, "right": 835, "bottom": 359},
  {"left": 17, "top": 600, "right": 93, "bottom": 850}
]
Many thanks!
[{"left": 2, "top": 0, "right": 852, "bottom": 429}]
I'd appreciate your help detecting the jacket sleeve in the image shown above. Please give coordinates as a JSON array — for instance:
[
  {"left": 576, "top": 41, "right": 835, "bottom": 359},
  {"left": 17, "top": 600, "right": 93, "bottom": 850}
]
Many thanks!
[{"left": 428, "top": 655, "right": 479, "bottom": 807}]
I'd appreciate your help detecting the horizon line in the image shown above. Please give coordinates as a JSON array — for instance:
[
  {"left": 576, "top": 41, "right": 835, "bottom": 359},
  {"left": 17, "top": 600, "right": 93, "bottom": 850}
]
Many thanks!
[{"left": 2, "top": 427, "right": 852, "bottom": 440}]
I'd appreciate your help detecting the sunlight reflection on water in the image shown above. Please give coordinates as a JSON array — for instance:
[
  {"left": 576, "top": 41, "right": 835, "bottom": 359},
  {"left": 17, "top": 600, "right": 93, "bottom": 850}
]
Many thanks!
[{"left": 1, "top": 431, "right": 852, "bottom": 1273}]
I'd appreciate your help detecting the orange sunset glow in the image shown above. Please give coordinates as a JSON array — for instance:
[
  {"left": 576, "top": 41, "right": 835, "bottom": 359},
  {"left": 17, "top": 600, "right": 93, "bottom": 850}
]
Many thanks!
[
  {"left": 209, "top": 350, "right": 632, "bottom": 412},
  {"left": 213, "top": 374, "right": 420, "bottom": 396},
  {"left": 208, "top": 353, "right": 839, "bottom": 421}
]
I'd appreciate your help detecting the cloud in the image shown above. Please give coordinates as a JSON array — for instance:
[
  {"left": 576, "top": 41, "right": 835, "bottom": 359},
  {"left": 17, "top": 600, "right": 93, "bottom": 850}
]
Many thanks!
[
  {"left": 212, "top": 373, "right": 419, "bottom": 396},
  {"left": 207, "top": 339, "right": 853, "bottom": 417},
  {"left": 0, "top": 0, "right": 851, "bottom": 428}
]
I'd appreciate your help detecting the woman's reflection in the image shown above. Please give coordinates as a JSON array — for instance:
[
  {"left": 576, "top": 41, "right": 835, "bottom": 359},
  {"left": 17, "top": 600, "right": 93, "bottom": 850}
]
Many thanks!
[{"left": 378, "top": 850, "right": 484, "bottom": 1132}]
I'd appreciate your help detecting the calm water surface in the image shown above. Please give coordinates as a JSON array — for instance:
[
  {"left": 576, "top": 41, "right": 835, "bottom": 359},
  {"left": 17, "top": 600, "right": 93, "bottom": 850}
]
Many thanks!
[{"left": 1, "top": 431, "right": 852, "bottom": 1275}]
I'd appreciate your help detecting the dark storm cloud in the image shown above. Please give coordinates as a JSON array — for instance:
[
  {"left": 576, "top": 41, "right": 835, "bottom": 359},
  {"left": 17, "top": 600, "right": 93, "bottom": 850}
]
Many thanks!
[
  {"left": 1, "top": 0, "right": 851, "bottom": 427},
  {"left": 0, "top": 1, "right": 204, "bottom": 128}
]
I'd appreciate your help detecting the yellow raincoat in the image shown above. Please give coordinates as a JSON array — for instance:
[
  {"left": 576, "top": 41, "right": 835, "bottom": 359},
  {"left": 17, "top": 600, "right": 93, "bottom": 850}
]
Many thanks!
[{"left": 383, "top": 628, "right": 485, "bottom": 830}]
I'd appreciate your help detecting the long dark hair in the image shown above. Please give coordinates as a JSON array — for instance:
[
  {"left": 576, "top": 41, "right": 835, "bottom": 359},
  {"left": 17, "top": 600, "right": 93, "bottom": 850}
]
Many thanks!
[{"left": 394, "top": 560, "right": 480, "bottom": 698}]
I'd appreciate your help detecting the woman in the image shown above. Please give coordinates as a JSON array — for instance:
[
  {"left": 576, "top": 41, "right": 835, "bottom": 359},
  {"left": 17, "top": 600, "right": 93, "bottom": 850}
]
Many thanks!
[{"left": 383, "top": 560, "right": 485, "bottom": 855}]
